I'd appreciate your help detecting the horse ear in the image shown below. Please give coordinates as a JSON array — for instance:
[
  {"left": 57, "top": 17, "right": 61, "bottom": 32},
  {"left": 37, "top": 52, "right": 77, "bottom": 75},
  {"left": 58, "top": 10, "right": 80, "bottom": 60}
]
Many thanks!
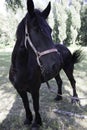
[
  {"left": 27, "top": 0, "right": 34, "bottom": 17},
  {"left": 42, "top": 2, "right": 51, "bottom": 19}
]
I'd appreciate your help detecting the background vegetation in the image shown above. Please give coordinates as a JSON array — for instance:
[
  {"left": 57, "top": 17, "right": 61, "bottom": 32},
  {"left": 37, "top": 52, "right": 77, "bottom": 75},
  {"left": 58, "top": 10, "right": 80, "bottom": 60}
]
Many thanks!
[{"left": 0, "top": 0, "right": 87, "bottom": 48}]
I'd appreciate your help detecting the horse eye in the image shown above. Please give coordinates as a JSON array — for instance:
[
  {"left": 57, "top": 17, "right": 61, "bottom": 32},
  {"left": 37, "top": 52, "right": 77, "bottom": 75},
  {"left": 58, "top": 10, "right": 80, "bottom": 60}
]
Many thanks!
[
  {"left": 41, "top": 28, "right": 43, "bottom": 32},
  {"left": 40, "top": 28, "right": 44, "bottom": 32}
]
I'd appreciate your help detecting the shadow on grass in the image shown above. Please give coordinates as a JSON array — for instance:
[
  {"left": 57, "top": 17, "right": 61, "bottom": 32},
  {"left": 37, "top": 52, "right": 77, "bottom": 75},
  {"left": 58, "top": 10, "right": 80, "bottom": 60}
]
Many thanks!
[
  {"left": 0, "top": 82, "right": 87, "bottom": 130},
  {"left": 0, "top": 95, "right": 27, "bottom": 130}
]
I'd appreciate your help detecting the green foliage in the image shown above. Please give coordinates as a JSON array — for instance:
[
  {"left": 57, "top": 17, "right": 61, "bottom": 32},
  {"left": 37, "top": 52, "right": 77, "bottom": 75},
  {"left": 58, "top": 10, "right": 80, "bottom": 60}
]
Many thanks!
[
  {"left": 51, "top": 0, "right": 84, "bottom": 46},
  {"left": 6, "top": 0, "right": 23, "bottom": 11},
  {"left": 64, "top": 11, "right": 72, "bottom": 46},
  {"left": 0, "top": 11, "right": 18, "bottom": 48},
  {"left": 52, "top": 3, "right": 60, "bottom": 43},
  {"left": 56, "top": 2, "right": 67, "bottom": 43},
  {"left": 0, "top": 0, "right": 26, "bottom": 48},
  {"left": 1, "top": 0, "right": 87, "bottom": 47},
  {"left": 77, "top": 5, "right": 87, "bottom": 46},
  {"left": 52, "top": 1, "right": 68, "bottom": 44},
  {"left": 52, "top": 18, "right": 60, "bottom": 43},
  {"left": 70, "top": 0, "right": 82, "bottom": 45}
]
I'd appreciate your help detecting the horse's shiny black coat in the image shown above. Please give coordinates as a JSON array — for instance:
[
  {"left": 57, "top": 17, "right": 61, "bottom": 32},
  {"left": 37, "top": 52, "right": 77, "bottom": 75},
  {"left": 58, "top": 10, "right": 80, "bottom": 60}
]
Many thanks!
[
  {"left": 9, "top": 0, "right": 82, "bottom": 128},
  {"left": 9, "top": 0, "right": 61, "bottom": 127}
]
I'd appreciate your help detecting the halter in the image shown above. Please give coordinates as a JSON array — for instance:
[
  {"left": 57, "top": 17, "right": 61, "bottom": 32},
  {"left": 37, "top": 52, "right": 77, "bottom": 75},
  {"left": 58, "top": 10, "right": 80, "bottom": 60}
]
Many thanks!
[{"left": 24, "top": 22, "right": 58, "bottom": 67}]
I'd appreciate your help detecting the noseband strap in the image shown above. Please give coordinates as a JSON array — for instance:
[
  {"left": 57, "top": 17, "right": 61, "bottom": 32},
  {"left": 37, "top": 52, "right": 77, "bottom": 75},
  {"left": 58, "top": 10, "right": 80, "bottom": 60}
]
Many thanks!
[
  {"left": 25, "top": 23, "right": 58, "bottom": 67},
  {"left": 38, "top": 49, "right": 58, "bottom": 58}
]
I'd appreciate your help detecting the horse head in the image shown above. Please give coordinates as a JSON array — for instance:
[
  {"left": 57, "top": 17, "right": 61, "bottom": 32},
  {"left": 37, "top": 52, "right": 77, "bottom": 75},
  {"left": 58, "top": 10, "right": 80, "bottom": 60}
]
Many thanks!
[{"left": 23, "top": 0, "right": 61, "bottom": 81}]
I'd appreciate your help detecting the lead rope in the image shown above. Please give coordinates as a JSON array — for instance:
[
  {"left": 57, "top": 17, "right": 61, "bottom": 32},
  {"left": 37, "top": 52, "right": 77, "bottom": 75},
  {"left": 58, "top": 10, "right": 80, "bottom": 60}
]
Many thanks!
[
  {"left": 46, "top": 81, "right": 87, "bottom": 119},
  {"left": 46, "top": 81, "right": 87, "bottom": 101}
]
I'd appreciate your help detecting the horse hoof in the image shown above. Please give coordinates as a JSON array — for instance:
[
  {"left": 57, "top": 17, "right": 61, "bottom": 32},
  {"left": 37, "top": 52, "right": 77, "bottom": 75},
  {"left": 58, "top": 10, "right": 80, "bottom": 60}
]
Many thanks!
[
  {"left": 24, "top": 118, "right": 32, "bottom": 125},
  {"left": 32, "top": 121, "right": 42, "bottom": 128},
  {"left": 31, "top": 123, "right": 40, "bottom": 130},
  {"left": 71, "top": 97, "right": 80, "bottom": 104},
  {"left": 31, "top": 126, "right": 40, "bottom": 130},
  {"left": 54, "top": 96, "right": 62, "bottom": 101},
  {"left": 32, "top": 127, "right": 39, "bottom": 130}
]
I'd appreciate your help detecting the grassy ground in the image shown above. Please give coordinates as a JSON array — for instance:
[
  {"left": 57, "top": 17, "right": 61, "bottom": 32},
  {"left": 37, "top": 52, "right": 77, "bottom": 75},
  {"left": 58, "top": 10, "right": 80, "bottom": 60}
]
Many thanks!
[{"left": 0, "top": 47, "right": 87, "bottom": 130}]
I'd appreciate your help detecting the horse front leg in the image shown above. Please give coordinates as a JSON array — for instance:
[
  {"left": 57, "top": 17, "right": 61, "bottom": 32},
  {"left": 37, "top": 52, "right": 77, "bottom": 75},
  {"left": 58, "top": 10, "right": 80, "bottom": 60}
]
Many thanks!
[
  {"left": 16, "top": 90, "right": 33, "bottom": 125},
  {"left": 31, "top": 90, "right": 42, "bottom": 127}
]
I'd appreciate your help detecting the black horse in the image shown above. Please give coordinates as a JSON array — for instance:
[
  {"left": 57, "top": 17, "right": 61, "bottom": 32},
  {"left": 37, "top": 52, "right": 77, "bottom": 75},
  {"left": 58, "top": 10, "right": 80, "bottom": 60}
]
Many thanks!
[
  {"left": 52, "top": 44, "right": 82, "bottom": 103},
  {"left": 9, "top": 0, "right": 62, "bottom": 128},
  {"left": 9, "top": 0, "right": 82, "bottom": 128}
]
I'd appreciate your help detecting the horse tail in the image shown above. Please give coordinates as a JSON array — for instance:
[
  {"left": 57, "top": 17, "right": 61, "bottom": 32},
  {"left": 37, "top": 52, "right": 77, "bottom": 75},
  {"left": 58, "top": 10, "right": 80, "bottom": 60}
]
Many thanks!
[{"left": 72, "top": 49, "right": 83, "bottom": 64}]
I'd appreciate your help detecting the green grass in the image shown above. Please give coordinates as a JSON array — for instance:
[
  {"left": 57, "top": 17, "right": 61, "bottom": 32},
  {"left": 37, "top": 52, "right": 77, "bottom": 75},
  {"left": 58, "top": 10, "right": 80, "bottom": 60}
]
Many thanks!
[{"left": 0, "top": 47, "right": 87, "bottom": 130}]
